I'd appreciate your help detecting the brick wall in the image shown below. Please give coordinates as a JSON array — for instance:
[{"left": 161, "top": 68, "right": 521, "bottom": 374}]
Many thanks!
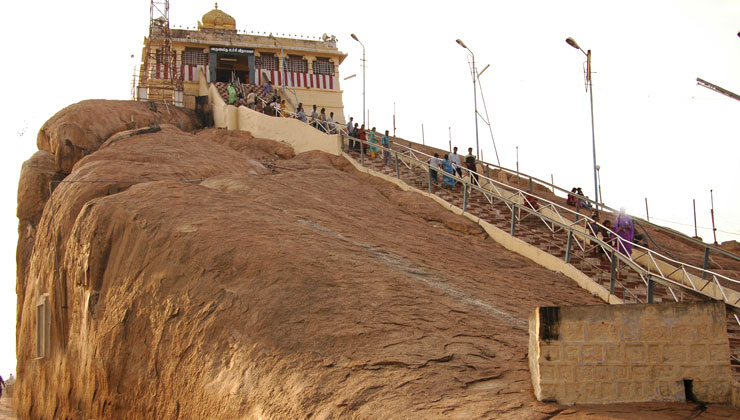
[{"left": 529, "top": 301, "right": 732, "bottom": 405}]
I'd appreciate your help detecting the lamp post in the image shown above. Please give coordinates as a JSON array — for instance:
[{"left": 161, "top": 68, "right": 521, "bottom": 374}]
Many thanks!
[
  {"left": 351, "top": 33, "right": 366, "bottom": 126},
  {"left": 456, "top": 38, "right": 480, "bottom": 159},
  {"left": 566, "top": 37, "right": 599, "bottom": 209}
]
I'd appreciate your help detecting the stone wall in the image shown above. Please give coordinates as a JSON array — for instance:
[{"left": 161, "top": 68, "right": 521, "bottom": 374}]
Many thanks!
[{"left": 529, "top": 301, "right": 732, "bottom": 405}]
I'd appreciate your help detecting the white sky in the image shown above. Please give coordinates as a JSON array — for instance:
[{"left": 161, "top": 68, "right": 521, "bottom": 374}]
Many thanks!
[{"left": 0, "top": 0, "right": 738, "bottom": 378}]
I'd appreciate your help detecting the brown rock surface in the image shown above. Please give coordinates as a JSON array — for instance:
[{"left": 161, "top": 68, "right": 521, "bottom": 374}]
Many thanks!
[
  {"left": 15, "top": 103, "right": 740, "bottom": 419},
  {"left": 37, "top": 100, "right": 202, "bottom": 174}
]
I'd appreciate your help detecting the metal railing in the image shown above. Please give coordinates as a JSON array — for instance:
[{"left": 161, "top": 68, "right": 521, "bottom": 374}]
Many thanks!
[
  {"left": 387, "top": 140, "right": 740, "bottom": 268},
  {"left": 447, "top": 148, "right": 740, "bottom": 266},
  {"left": 341, "top": 134, "right": 740, "bottom": 311}
]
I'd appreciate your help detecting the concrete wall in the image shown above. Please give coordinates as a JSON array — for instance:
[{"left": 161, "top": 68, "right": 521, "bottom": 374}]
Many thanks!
[
  {"left": 209, "top": 83, "right": 341, "bottom": 156},
  {"left": 529, "top": 301, "right": 732, "bottom": 405},
  {"left": 237, "top": 107, "right": 341, "bottom": 155}
]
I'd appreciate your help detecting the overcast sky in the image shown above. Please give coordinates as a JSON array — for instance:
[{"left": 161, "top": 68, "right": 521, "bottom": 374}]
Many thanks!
[{"left": 0, "top": 0, "right": 738, "bottom": 377}]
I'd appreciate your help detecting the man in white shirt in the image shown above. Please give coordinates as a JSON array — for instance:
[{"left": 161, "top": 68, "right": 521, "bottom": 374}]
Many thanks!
[
  {"left": 450, "top": 146, "right": 463, "bottom": 178},
  {"left": 328, "top": 112, "right": 336, "bottom": 134},
  {"left": 246, "top": 91, "right": 256, "bottom": 110},
  {"left": 310, "top": 105, "right": 319, "bottom": 128},
  {"left": 428, "top": 153, "right": 441, "bottom": 185}
]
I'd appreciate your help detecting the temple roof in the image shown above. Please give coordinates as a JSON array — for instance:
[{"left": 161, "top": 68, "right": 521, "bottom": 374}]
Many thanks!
[{"left": 199, "top": 3, "right": 236, "bottom": 31}]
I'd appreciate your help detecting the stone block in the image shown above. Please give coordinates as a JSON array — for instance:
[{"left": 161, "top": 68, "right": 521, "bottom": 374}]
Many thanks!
[
  {"left": 620, "top": 323, "right": 641, "bottom": 342},
  {"left": 563, "top": 345, "right": 579, "bottom": 362},
  {"left": 708, "top": 343, "right": 730, "bottom": 363},
  {"left": 581, "top": 344, "right": 604, "bottom": 364},
  {"left": 663, "top": 344, "right": 687, "bottom": 363},
  {"left": 539, "top": 365, "right": 556, "bottom": 384},
  {"left": 631, "top": 365, "right": 650, "bottom": 380},
  {"left": 594, "top": 366, "right": 612, "bottom": 381},
  {"left": 604, "top": 343, "right": 621, "bottom": 362},
  {"left": 689, "top": 344, "right": 709, "bottom": 363},
  {"left": 647, "top": 344, "right": 662, "bottom": 364},
  {"left": 540, "top": 343, "right": 560, "bottom": 362},
  {"left": 679, "top": 365, "right": 702, "bottom": 380},
  {"left": 601, "top": 382, "right": 617, "bottom": 400},
  {"left": 617, "top": 381, "right": 636, "bottom": 400},
  {"left": 561, "top": 322, "right": 585, "bottom": 342},
  {"left": 586, "top": 322, "right": 615, "bottom": 342},
  {"left": 650, "top": 364, "right": 675, "bottom": 380},
  {"left": 559, "top": 365, "right": 575, "bottom": 383},
  {"left": 641, "top": 325, "right": 670, "bottom": 342},
  {"left": 575, "top": 366, "right": 594, "bottom": 382},
  {"left": 625, "top": 344, "right": 646, "bottom": 363},
  {"left": 671, "top": 325, "right": 696, "bottom": 341},
  {"left": 614, "top": 365, "right": 630, "bottom": 380}
]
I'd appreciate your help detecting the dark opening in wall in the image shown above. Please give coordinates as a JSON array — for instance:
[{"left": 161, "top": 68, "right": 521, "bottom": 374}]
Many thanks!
[
  {"left": 539, "top": 307, "right": 560, "bottom": 342},
  {"left": 683, "top": 379, "right": 697, "bottom": 402}
]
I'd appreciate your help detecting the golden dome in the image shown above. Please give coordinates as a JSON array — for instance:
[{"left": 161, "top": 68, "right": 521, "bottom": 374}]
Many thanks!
[{"left": 199, "top": 3, "right": 236, "bottom": 31}]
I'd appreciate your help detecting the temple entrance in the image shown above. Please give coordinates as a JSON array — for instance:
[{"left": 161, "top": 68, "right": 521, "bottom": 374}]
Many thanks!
[{"left": 209, "top": 47, "right": 255, "bottom": 84}]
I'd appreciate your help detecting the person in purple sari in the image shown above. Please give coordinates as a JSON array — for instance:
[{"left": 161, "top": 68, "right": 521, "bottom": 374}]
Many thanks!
[{"left": 614, "top": 207, "right": 635, "bottom": 256}]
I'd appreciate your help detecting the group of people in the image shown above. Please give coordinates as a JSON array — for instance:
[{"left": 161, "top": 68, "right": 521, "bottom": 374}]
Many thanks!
[
  {"left": 227, "top": 82, "right": 260, "bottom": 110},
  {"left": 567, "top": 187, "right": 594, "bottom": 212},
  {"left": 294, "top": 103, "right": 337, "bottom": 134},
  {"left": 226, "top": 81, "right": 341, "bottom": 134},
  {"left": 345, "top": 119, "right": 394, "bottom": 165},
  {"left": 590, "top": 208, "right": 639, "bottom": 257},
  {"left": 428, "top": 147, "right": 479, "bottom": 190}
]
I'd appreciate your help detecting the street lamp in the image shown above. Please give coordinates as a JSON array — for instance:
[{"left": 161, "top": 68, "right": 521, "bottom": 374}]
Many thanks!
[
  {"left": 566, "top": 36, "right": 599, "bottom": 209},
  {"left": 456, "top": 38, "right": 480, "bottom": 159},
  {"left": 351, "top": 33, "right": 366, "bottom": 126}
]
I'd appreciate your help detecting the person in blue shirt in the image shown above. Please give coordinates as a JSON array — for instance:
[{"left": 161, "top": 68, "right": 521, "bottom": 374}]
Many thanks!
[
  {"left": 381, "top": 130, "right": 392, "bottom": 165},
  {"left": 441, "top": 154, "right": 456, "bottom": 189}
]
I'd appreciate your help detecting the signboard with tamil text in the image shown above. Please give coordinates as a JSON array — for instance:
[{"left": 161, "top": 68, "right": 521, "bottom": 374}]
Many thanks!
[{"left": 210, "top": 47, "right": 254, "bottom": 55}]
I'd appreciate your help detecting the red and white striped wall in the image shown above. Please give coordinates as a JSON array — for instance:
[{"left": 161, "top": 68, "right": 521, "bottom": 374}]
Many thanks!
[
  {"left": 153, "top": 64, "right": 210, "bottom": 83},
  {"left": 257, "top": 70, "right": 336, "bottom": 90}
]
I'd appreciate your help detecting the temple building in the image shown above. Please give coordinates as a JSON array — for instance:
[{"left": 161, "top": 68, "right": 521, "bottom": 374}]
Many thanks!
[{"left": 138, "top": 3, "right": 347, "bottom": 122}]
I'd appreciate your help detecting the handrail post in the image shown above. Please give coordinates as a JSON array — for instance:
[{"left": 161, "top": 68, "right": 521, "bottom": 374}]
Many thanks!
[
  {"left": 486, "top": 164, "right": 490, "bottom": 179},
  {"left": 647, "top": 278, "right": 655, "bottom": 303},
  {"left": 702, "top": 247, "right": 710, "bottom": 280},
  {"left": 529, "top": 177, "right": 533, "bottom": 193},
  {"left": 609, "top": 251, "right": 617, "bottom": 294},
  {"left": 565, "top": 228, "right": 573, "bottom": 264},
  {"left": 395, "top": 152, "right": 400, "bottom": 179},
  {"left": 510, "top": 204, "right": 517, "bottom": 236},
  {"left": 463, "top": 182, "right": 469, "bottom": 213}
]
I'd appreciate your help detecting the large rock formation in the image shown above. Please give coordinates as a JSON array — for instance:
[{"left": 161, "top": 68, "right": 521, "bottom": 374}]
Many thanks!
[{"left": 15, "top": 101, "right": 740, "bottom": 419}]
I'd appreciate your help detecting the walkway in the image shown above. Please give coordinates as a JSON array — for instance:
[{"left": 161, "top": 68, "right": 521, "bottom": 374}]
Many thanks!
[{"left": 0, "top": 396, "right": 18, "bottom": 420}]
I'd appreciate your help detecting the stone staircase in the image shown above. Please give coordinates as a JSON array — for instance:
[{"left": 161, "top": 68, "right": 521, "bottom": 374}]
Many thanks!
[{"left": 344, "top": 145, "right": 740, "bottom": 377}]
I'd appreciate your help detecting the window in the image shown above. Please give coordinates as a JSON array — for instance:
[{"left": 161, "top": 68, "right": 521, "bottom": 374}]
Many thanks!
[
  {"left": 285, "top": 55, "right": 308, "bottom": 73},
  {"left": 313, "top": 57, "right": 335, "bottom": 76},
  {"left": 36, "top": 294, "right": 50, "bottom": 358},
  {"left": 182, "top": 48, "right": 208, "bottom": 66},
  {"left": 256, "top": 53, "right": 279, "bottom": 71}
]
